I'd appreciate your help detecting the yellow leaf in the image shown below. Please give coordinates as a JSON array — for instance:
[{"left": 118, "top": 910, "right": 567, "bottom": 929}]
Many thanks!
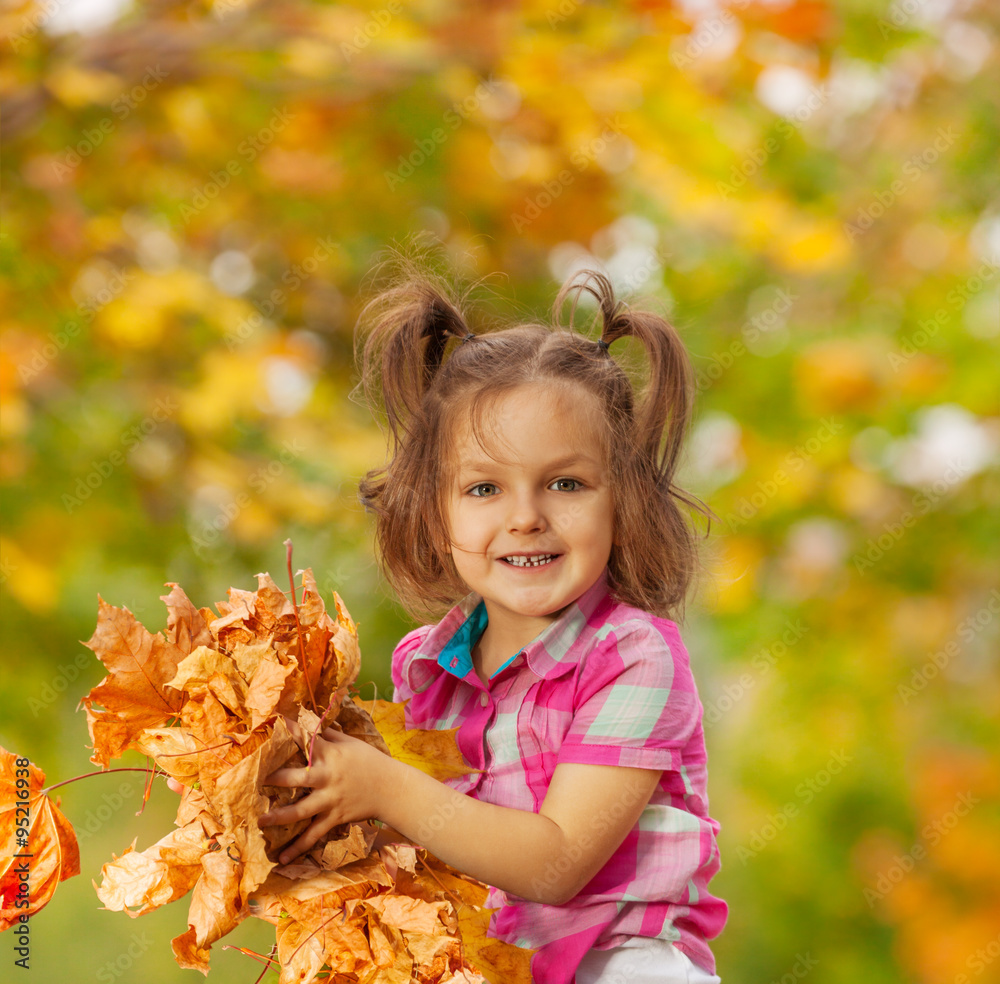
[
  {"left": 92, "top": 270, "right": 213, "bottom": 348},
  {"left": 457, "top": 905, "right": 536, "bottom": 984},
  {"left": 362, "top": 699, "right": 478, "bottom": 781},
  {"left": 0, "top": 537, "right": 57, "bottom": 614},
  {"left": 770, "top": 216, "right": 851, "bottom": 273},
  {"left": 46, "top": 64, "right": 124, "bottom": 107},
  {"left": 794, "top": 339, "right": 884, "bottom": 413}
]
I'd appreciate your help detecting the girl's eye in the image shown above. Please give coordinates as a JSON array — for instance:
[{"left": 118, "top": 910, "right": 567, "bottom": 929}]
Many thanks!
[
  {"left": 550, "top": 478, "right": 582, "bottom": 492},
  {"left": 465, "top": 479, "right": 582, "bottom": 496}
]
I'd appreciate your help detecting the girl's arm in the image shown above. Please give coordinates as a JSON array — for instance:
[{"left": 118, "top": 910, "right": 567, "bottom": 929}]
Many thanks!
[{"left": 260, "top": 719, "right": 661, "bottom": 906}]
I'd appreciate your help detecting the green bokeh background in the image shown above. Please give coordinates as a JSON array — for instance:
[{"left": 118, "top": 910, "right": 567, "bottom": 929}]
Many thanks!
[{"left": 2, "top": 0, "right": 999, "bottom": 981}]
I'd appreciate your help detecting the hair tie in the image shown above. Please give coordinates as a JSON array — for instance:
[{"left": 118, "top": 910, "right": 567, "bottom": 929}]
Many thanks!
[
  {"left": 462, "top": 332, "right": 477, "bottom": 343},
  {"left": 596, "top": 338, "right": 610, "bottom": 353}
]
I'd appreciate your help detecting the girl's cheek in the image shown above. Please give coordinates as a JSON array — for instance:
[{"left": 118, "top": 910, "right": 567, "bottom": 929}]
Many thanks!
[{"left": 549, "top": 508, "right": 575, "bottom": 534}]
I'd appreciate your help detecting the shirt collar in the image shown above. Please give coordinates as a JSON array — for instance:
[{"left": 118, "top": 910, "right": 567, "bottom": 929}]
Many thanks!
[{"left": 402, "top": 565, "right": 613, "bottom": 694}]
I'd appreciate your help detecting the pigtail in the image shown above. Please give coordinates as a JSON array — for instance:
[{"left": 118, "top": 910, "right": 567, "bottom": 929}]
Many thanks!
[
  {"left": 353, "top": 272, "right": 473, "bottom": 451},
  {"left": 554, "top": 270, "right": 693, "bottom": 483},
  {"left": 555, "top": 270, "right": 715, "bottom": 619},
  {"left": 351, "top": 247, "right": 483, "bottom": 622},
  {"left": 553, "top": 269, "right": 634, "bottom": 349}
]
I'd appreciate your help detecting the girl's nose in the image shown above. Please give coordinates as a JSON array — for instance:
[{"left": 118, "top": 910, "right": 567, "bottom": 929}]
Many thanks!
[{"left": 505, "top": 490, "right": 546, "bottom": 533}]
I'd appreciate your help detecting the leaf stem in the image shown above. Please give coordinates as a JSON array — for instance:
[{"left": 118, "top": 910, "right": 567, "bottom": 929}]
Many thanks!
[
  {"left": 157, "top": 738, "right": 235, "bottom": 758},
  {"left": 138, "top": 756, "right": 155, "bottom": 813},
  {"left": 287, "top": 907, "right": 348, "bottom": 967},
  {"left": 308, "top": 690, "right": 343, "bottom": 764},
  {"left": 284, "top": 538, "right": 318, "bottom": 717},
  {"left": 220, "top": 944, "right": 277, "bottom": 973},
  {"left": 252, "top": 958, "right": 274, "bottom": 984},
  {"left": 38, "top": 767, "right": 169, "bottom": 798},
  {"left": 419, "top": 854, "right": 471, "bottom": 912}
]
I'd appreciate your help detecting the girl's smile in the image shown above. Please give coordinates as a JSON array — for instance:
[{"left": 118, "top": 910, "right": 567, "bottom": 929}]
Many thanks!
[
  {"left": 442, "top": 382, "right": 614, "bottom": 655},
  {"left": 499, "top": 552, "right": 562, "bottom": 569}
]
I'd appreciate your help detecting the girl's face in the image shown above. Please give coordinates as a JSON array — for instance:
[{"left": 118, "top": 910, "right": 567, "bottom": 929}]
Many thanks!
[{"left": 442, "top": 382, "right": 614, "bottom": 641}]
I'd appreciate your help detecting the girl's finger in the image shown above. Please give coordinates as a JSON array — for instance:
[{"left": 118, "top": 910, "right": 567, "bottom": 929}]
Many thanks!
[
  {"left": 264, "top": 765, "right": 318, "bottom": 788},
  {"left": 258, "top": 788, "right": 322, "bottom": 827},
  {"left": 275, "top": 814, "right": 340, "bottom": 866},
  {"left": 279, "top": 717, "right": 309, "bottom": 751}
]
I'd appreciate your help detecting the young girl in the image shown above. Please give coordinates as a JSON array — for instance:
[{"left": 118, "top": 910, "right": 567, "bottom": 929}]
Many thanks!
[{"left": 260, "top": 264, "right": 727, "bottom": 983}]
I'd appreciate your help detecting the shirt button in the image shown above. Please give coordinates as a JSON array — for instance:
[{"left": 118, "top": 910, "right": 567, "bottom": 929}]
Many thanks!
[{"left": 479, "top": 692, "right": 489, "bottom": 707}]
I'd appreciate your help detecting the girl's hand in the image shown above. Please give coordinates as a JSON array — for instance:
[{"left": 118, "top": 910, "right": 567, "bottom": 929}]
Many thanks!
[{"left": 258, "top": 717, "right": 393, "bottom": 865}]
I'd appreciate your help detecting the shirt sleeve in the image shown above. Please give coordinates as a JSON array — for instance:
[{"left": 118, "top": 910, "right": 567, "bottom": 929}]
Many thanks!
[
  {"left": 556, "top": 617, "right": 702, "bottom": 773},
  {"left": 390, "top": 625, "right": 434, "bottom": 702}
]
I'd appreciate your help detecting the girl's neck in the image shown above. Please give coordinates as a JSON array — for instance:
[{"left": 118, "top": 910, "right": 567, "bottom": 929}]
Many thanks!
[{"left": 471, "top": 604, "right": 571, "bottom": 684}]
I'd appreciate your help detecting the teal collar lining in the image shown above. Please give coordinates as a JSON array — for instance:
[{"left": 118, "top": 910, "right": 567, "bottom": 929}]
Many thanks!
[
  {"left": 437, "top": 598, "right": 488, "bottom": 678},
  {"left": 435, "top": 599, "right": 521, "bottom": 680}
]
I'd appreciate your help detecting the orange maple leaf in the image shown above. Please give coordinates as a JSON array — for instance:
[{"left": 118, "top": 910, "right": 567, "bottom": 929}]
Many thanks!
[
  {"left": 79, "top": 596, "right": 188, "bottom": 767},
  {"left": 0, "top": 747, "right": 80, "bottom": 931}
]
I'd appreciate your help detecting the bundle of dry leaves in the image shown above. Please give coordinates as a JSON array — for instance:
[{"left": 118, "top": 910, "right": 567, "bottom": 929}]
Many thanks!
[{"left": 3, "top": 567, "right": 532, "bottom": 984}]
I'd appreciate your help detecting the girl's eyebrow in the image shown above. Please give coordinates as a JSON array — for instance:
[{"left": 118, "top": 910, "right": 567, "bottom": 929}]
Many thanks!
[{"left": 457, "top": 454, "right": 602, "bottom": 472}]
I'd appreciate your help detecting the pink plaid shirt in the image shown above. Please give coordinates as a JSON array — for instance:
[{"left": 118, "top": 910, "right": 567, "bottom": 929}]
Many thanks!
[{"left": 391, "top": 565, "right": 727, "bottom": 984}]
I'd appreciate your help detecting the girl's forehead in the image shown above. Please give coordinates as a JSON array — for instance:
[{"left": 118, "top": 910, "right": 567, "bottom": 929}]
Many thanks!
[
  {"left": 460, "top": 381, "right": 601, "bottom": 424},
  {"left": 447, "top": 384, "right": 608, "bottom": 466}
]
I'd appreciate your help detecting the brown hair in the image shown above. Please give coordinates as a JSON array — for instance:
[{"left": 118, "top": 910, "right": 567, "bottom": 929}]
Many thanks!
[{"left": 351, "top": 254, "right": 715, "bottom": 626}]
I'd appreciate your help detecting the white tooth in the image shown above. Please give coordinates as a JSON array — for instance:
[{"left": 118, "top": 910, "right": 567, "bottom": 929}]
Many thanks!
[{"left": 509, "top": 555, "right": 551, "bottom": 566}]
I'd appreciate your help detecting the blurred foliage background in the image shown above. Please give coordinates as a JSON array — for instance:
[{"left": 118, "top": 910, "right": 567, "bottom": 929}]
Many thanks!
[{"left": 2, "top": 0, "right": 999, "bottom": 981}]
